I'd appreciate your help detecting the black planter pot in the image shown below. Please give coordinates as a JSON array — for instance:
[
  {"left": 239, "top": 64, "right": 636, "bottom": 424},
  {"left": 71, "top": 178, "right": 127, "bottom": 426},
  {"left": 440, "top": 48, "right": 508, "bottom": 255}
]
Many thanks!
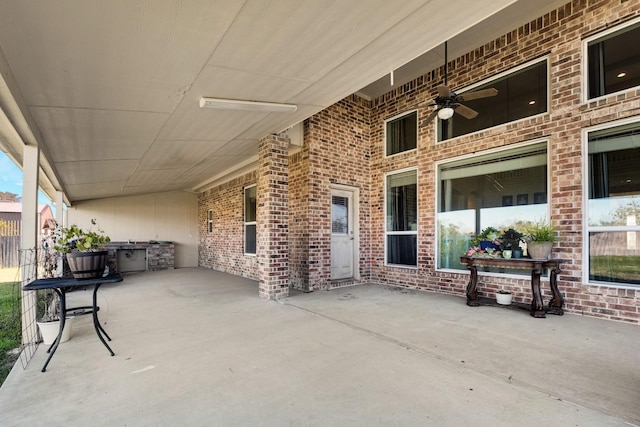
[{"left": 66, "top": 251, "right": 108, "bottom": 279}]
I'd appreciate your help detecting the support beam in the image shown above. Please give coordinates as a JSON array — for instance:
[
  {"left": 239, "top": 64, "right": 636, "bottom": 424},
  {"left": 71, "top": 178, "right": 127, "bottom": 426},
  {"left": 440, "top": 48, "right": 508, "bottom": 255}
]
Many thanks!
[{"left": 20, "top": 144, "right": 39, "bottom": 345}]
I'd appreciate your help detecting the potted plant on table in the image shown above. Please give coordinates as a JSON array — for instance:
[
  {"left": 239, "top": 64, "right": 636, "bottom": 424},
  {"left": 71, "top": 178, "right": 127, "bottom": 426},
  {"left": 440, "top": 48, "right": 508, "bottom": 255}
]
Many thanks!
[
  {"left": 471, "top": 226, "right": 501, "bottom": 251},
  {"left": 54, "top": 219, "right": 111, "bottom": 279},
  {"left": 524, "top": 219, "right": 556, "bottom": 259},
  {"left": 499, "top": 228, "right": 524, "bottom": 259}
]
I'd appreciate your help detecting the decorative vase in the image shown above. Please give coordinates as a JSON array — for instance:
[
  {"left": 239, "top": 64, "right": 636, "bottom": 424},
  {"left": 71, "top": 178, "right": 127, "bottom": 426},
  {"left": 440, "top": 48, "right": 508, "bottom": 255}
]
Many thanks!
[
  {"left": 37, "top": 317, "right": 75, "bottom": 345},
  {"left": 513, "top": 248, "right": 523, "bottom": 259},
  {"left": 496, "top": 292, "right": 513, "bottom": 305},
  {"left": 66, "top": 251, "right": 108, "bottom": 279},
  {"left": 502, "top": 250, "right": 512, "bottom": 259},
  {"left": 479, "top": 241, "right": 500, "bottom": 251},
  {"left": 527, "top": 241, "right": 553, "bottom": 259}
]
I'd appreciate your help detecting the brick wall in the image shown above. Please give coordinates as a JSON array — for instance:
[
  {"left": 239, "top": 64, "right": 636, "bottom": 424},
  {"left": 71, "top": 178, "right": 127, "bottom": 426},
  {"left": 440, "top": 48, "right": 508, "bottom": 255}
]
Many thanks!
[
  {"left": 197, "top": 0, "right": 639, "bottom": 323},
  {"left": 366, "top": 0, "right": 640, "bottom": 323},
  {"left": 198, "top": 171, "right": 258, "bottom": 280},
  {"left": 304, "top": 95, "right": 372, "bottom": 290}
]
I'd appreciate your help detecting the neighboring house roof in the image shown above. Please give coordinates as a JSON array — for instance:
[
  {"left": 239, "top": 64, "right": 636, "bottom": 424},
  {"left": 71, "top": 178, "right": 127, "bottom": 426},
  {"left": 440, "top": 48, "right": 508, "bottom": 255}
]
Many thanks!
[{"left": 0, "top": 202, "right": 50, "bottom": 214}]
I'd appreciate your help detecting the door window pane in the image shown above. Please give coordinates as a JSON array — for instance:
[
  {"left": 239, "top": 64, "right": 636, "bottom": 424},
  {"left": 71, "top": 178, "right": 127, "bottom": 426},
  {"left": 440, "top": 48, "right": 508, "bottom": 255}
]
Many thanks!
[{"left": 332, "top": 196, "right": 348, "bottom": 234}]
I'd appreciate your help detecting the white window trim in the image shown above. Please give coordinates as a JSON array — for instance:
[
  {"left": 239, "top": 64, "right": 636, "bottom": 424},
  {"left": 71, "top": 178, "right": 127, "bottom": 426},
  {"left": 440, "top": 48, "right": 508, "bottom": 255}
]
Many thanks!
[
  {"left": 244, "top": 184, "right": 257, "bottom": 256},
  {"left": 436, "top": 56, "right": 550, "bottom": 144},
  {"left": 434, "top": 139, "right": 551, "bottom": 274},
  {"left": 207, "top": 209, "right": 213, "bottom": 233},
  {"left": 581, "top": 116, "right": 640, "bottom": 287},
  {"left": 384, "top": 167, "right": 418, "bottom": 269},
  {"left": 384, "top": 109, "right": 418, "bottom": 158},
  {"left": 582, "top": 16, "right": 640, "bottom": 104}
]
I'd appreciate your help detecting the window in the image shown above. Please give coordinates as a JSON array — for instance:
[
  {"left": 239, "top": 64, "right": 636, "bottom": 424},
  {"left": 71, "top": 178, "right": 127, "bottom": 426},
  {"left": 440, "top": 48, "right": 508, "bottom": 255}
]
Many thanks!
[
  {"left": 586, "top": 122, "right": 640, "bottom": 285},
  {"left": 244, "top": 185, "right": 256, "bottom": 254},
  {"left": 386, "top": 169, "right": 417, "bottom": 266},
  {"left": 385, "top": 111, "right": 417, "bottom": 156},
  {"left": 439, "top": 59, "right": 548, "bottom": 141},
  {"left": 437, "top": 142, "right": 548, "bottom": 271},
  {"left": 207, "top": 209, "right": 213, "bottom": 233},
  {"left": 586, "top": 19, "right": 640, "bottom": 100}
]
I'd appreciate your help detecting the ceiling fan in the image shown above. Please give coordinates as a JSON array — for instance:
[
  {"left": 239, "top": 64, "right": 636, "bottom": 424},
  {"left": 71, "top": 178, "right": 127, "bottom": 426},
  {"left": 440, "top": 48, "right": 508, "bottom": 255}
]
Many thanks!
[{"left": 424, "top": 41, "right": 498, "bottom": 123}]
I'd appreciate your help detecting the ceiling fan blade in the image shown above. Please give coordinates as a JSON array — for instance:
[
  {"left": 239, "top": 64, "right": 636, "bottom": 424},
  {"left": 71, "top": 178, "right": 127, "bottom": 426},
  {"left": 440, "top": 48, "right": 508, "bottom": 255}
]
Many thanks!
[
  {"left": 457, "top": 88, "right": 498, "bottom": 102},
  {"left": 437, "top": 85, "right": 451, "bottom": 98},
  {"left": 422, "top": 108, "right": 439, "bottom": 124},
  {"left": 455, "top": 103, "right": 479, "bottom": 119}
]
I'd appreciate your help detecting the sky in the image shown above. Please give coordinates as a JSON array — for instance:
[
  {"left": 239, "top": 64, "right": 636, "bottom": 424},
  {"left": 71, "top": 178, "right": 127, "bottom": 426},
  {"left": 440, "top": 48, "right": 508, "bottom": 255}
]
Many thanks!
[{"left": 0, "top": 151, "right": 53, "bottom": 206}]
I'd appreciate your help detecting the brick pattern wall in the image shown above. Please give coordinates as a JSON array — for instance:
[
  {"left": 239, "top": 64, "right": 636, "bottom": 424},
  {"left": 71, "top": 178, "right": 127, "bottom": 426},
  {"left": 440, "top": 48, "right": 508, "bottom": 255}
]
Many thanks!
[
  {"left": 257, "top": 134, "right": 289, "bottom": 299},
  {"left": 197, "top": 171, "right": 259, "bottom": 280},
  {"left": 304, "top": 95, "right": 372, "bottom": 290},
  {"left": 289, "top": 148, "right": 310, "bottom": 291},
  {"left": 366, "top": 0, "right": 640, "bottom": 323},
  {"left": 196, "top": 0, "right": 639, "bottom": 323}
]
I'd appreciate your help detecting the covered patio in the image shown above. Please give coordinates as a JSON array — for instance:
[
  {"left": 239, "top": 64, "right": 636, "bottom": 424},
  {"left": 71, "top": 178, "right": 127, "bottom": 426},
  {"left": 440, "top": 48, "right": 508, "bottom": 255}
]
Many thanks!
[{"left": 1, "top": 269, "right": 638, "bottom": 426}]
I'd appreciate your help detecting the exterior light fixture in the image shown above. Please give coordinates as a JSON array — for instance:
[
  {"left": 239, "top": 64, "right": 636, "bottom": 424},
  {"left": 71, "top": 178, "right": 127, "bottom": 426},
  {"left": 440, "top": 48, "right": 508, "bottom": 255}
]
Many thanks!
[
  {"left": 437, "top": 107, "right": 455, "bottom": 120},
  {"left": 199, "top": 97, "right": 298, "bottom": 113}
]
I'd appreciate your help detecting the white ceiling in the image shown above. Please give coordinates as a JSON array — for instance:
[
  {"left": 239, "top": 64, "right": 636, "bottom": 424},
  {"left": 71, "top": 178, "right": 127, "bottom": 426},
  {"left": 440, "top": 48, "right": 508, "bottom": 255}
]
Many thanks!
[{"left": 0, "top": 0, "right": 567, "bottom": 204}]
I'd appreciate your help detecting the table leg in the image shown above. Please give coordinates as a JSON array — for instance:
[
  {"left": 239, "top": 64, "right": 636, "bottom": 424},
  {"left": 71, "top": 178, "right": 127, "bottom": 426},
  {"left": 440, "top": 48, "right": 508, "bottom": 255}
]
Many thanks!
[
  {"left": 92, "top": 284, "right": 115, "bottom": 356},
  {"left": 530, "top": 263, "right": 546, "bottom": 318},
  {"left": 547, "top": 267, "right": 564, "bottom": 315},
  {"left": 466, "top": 265, "right": 480, "bottom": 306},
  {"left": 41, "top": 288, "right": 65, "bottom": 372}
]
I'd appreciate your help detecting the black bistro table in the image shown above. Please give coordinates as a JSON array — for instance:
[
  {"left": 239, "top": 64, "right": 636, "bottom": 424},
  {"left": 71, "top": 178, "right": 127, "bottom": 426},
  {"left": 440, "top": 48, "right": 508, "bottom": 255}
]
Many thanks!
[{"left": 24, "top": 273, "right": 123, "bottom": 372}]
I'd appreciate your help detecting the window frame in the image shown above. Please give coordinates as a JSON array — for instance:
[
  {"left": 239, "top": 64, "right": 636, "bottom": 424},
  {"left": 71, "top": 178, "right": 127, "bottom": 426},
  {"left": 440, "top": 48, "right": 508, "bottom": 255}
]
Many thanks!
[
  {"left": 384, "top": 110, "right": 418, "bottom": 157},
  {"left": 384, "top": 167, "right": 418, "bottom": 268},
  {"left": 436, "top": 56, "right": 550, "bottom": 143},
  {"left": 582, "top": 16, "right": 640, "bottom": 103},
  {"left": 244, "top": 184, "right": 257, "bottom": 255},
  {"left": 435, "top": 139, "right": 551, "bottom": 275},
  {"left": 582, "top": 117, "right": 640, "bottom": 287},
  {"left": 207, "top": 209, "right": 213, "bottom": 233}
]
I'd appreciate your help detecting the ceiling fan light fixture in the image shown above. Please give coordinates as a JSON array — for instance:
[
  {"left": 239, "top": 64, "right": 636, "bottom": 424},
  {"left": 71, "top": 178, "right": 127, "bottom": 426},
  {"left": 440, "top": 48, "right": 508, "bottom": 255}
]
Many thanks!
[
  {"left": 199, "top": 97, "right": 298, "bottom": 113},
  {"left": 437, "top": 107, "right": 455, "bottom": 120}
]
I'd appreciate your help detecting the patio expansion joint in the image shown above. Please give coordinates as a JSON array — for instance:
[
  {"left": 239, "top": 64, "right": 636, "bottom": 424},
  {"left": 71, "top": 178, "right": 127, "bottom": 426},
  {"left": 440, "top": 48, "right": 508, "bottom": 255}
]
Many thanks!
[{"left": 280, "top": 299, "right": 638, "bottom": 426}]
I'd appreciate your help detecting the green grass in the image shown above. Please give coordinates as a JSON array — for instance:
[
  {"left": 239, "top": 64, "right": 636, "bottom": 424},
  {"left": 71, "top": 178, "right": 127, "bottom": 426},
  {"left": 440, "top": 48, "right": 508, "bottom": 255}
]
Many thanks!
[
  {"left": 0, "top": 280, "right": 21, "bottom": 387},
  {"left": 590, "top": 256, "right": 640, "bottom": 284}
]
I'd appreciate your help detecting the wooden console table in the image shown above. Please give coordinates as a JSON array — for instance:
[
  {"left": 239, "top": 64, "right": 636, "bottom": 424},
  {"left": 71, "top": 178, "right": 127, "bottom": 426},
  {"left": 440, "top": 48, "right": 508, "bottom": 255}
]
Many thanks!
[{"left": 460, "top": 256, "right": 564, "bottom": 318}]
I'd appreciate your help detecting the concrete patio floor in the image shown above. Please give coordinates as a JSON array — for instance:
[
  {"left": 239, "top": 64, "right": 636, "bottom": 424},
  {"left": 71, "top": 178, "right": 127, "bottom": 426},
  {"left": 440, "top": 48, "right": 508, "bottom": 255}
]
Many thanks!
[{"left": 0, "top": 267, "right": 638, "bottom": 426}]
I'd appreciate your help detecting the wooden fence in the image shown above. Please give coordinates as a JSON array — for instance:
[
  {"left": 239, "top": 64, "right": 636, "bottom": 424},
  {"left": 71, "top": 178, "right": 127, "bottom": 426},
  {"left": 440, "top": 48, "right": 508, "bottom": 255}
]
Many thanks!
[{"left": 0, "top": 219, "right": 21, "bottom": 268}]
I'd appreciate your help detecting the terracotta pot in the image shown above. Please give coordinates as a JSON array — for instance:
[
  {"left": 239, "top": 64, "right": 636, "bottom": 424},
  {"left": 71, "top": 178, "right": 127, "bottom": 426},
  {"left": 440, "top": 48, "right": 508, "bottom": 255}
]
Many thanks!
[
  {"left": 66, "top": 251, "right": 108, "bottom": 279},
  {"left": 527, "top": 241, "right": 553, "bottom": 259}
]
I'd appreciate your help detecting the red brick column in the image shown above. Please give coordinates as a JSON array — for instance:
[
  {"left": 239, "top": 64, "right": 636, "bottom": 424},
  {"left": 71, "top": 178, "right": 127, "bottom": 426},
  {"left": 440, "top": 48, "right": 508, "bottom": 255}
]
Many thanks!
[{"left": 257, "top": 134, "right": 289, "bottom": 299}]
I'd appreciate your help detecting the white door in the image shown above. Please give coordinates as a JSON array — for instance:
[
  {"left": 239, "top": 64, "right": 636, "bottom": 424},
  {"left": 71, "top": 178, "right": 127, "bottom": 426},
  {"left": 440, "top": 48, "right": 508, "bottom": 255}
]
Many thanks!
[{"left": 331, "top": 189, "right": 355, "bottom": 280}]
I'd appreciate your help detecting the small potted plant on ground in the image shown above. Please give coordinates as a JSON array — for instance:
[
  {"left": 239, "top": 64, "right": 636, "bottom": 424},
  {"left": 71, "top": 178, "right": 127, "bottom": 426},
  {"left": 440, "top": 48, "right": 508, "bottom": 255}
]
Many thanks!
[
  {"left": 36, "top": 291, "right": 75, "bottom": 345},
  {"left": 496, "top": 289, "right": 513, "bottom": 305},
  {"left": 524, "top": 219, "right": 556, "bottom": 259},
  {"left": 54, "top": 219, "right": 111, "bottom": 279}
]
